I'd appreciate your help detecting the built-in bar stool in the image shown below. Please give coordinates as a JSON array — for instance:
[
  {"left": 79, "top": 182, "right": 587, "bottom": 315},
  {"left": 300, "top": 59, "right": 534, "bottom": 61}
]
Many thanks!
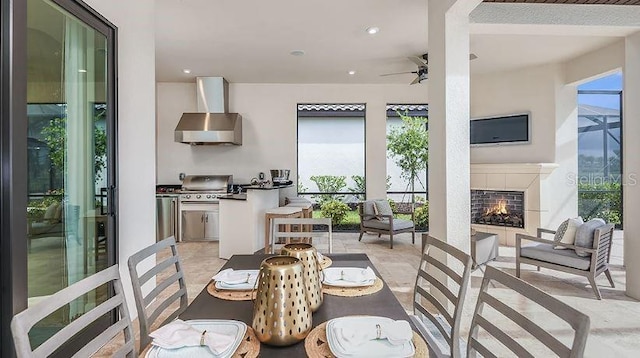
[
  {"left": 285, "top": 201, "right": 314, "bottom": 242},
  {"left": 264, "top": 206, "right": 303, "bottom": 253}
]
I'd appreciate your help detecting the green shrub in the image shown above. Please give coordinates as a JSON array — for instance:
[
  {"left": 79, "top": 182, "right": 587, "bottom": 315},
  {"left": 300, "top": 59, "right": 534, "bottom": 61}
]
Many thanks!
[
  {"left": 310, "top": 175, "right": 346, "bottom": 204},
  {"left": 320, "top": 200, "right": 350, "bottom": 225},
  {"left": 414, "top": 200, "right": 429, "bottom": 228},
  {"left": 578, "top": 182, "right": 622, "bottom": 225}
]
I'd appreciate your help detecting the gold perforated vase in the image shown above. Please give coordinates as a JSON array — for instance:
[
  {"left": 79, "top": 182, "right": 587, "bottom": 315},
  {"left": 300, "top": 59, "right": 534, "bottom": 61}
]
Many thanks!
[
  {"left": 281, "top": 243, "right": 323, "bottom": 312},
  {"left": 252, "top": 256, "right": 312, "bottom": 346}
]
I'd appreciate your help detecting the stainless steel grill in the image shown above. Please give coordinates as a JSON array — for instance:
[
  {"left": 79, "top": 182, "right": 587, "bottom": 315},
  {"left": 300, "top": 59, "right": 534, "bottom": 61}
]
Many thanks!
[{"left": 178, "top": 175, "right": 232, "bottom": 241}]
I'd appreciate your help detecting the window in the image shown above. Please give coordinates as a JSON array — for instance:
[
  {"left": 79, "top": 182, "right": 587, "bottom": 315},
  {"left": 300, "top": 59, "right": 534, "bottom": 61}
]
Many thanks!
[
  {"left": 297, "top": 104, "right": 365, "bottom": 230},
  {"left": 577, "top": 73, "right": 622, "bottom": 227},
  {"left": 386, "top": 104, "right": 428, "bottom": 230}
]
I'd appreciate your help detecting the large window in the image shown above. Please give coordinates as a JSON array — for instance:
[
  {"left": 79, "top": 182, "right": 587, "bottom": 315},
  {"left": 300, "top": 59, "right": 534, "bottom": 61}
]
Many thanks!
[
  {"left": 577, "top": 73, "right": 622, "bottom": 227},
  {"left": 297, "top": 104, "right": 365, "bottom": 230}
]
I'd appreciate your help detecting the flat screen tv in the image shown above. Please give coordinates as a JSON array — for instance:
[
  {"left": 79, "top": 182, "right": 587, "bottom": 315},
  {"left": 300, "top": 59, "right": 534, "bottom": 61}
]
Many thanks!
[{"left": 470, "top": 113, "right": 530, "bottom": 146}]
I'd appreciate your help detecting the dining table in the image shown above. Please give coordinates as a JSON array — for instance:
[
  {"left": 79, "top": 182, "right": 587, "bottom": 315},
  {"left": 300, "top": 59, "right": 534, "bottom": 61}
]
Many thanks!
[{"left": 179, "top": 253, "right": 421, "bottom": 357}]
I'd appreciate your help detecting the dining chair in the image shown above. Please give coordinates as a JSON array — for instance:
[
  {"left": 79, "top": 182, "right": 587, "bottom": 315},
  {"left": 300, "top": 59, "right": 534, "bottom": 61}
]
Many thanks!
[
  {"left": 11, "top": 265, "right": 136, "bottom": 358},
  {"left": 127, "top": 236, "right": 188, "bottom": 351},
  {"left": 468, "top": 266, "right": 590, "bottom": 358},
  {"left": 271, "top": 217, "right": 333, "bottom": 253},
  {"left": 411, "top": 235, "right": 473, "bottom": 358}
]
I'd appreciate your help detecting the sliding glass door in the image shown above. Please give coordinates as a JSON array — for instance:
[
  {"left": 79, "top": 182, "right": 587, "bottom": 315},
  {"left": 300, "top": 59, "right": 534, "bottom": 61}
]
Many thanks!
[{"left": 25, "top": 0, "right": 117, "bottom": 350}]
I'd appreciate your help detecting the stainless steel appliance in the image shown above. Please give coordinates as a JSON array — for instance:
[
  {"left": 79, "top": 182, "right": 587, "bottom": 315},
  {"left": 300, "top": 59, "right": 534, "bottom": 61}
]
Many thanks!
[
  {"left": 178, "top": 175, "right": 232, "bottom": 241},
  {"left": 156, "top": 195, "right": 178, "bottom": 242},
  {"left": 156, "top": 184, "right": 181, "bottom": 242},
  {"left": 174, "top": 77, "right": 242, "bottom": 145}
]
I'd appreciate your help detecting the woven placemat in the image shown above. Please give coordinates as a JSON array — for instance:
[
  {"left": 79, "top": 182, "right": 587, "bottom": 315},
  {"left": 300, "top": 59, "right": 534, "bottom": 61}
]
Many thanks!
[
  {"left": 322, "top": 277, "right": 384, "bottom": 297},
  {"left": 206, "top": 281, "right": 256, "bottom": 301},
  {"left": 232, "top": 326, "right": 260, "bottom": 358},
  {"left": 319, "top": 256, "right": 332, "bottom": 269},
  {"left": 304, "top": 321, "right": 429, "bottom": 358}
]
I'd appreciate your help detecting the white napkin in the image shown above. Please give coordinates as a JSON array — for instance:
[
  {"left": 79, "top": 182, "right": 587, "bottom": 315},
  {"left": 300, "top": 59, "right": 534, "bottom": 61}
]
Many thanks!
[
  {"left": 332, "top": 319, "right": 413, "bottom": 350},
  {"left": 324, "top": 267, "right": 376, "bottom": 284},
  {"left": 212, "top": 269, "right": 258, "bottom": 285},
  {"left": 150, "top": 319, "right": 235, "bottom": 355}
]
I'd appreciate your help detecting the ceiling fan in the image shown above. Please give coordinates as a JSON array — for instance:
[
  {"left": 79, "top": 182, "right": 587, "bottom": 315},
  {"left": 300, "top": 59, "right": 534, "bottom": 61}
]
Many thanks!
[{"left": 380, "top": 53, "right": 478, "bottom": 85}]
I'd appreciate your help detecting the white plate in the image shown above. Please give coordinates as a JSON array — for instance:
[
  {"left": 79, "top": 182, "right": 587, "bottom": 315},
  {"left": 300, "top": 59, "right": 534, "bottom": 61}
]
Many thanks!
[
  {"left": 146, "top": 320, "right": 247, "bottom": 358},
  {"left": 326, "top": 317, "right": 415, "bottom": 358},
  {"left": 322, "top": 267, "right": 376, "bottom": 287},
  {"left": 214, "top": 270, "right": 258, "bottom": 291}
]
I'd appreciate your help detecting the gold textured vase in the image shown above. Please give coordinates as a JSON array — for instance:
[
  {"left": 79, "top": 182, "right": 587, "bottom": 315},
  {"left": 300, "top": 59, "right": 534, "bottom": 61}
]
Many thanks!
[
  {"left": 252, "top": 256, "right": 312, "bottom": 346},
  {"left": 282, "top": 243, "right": 323, "bottom": 312}
]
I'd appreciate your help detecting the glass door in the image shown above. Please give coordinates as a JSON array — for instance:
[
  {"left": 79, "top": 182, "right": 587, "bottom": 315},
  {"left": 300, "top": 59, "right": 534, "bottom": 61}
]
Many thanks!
[{"left": 26, "top": 0, "right": 115, "bottom": 348}]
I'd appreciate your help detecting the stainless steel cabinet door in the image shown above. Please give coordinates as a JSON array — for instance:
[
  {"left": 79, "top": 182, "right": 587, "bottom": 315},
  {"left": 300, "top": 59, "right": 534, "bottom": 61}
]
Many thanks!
[
  {"left": 182, "top": 211, "right": 205, "bottom": 240},
  {"left": 204, "top": 208, "right": 219, "bottom": 240}
]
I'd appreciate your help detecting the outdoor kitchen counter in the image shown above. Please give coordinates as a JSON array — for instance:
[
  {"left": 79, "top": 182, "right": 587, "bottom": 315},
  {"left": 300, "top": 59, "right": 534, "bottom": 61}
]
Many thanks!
[{"left": 219, "top": 185, "right": 291, "bottom": 259}]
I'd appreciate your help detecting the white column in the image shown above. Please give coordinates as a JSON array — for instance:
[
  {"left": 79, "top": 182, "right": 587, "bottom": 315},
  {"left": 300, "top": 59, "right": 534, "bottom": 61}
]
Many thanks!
[
  {"left": 427, "top": 0, "right": 482, "bottom": 254},
  {"left": 623, "top": 31, "right": 640, "bottom": 300}
]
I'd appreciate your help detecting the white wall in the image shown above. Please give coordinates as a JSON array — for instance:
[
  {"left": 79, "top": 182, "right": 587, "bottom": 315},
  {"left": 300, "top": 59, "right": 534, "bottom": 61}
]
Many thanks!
[
  {"left": 84, "top": 0, "right": 156, "bottom": 317},
  {"left": 156, "top": 83, "right": 429, "bottom": 199}
]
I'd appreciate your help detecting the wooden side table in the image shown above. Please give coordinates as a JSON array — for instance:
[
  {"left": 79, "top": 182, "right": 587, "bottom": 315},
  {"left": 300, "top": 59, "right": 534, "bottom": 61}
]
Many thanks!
[
  {"left": 264, "top": 206, "right": 303, "bottom": 253},
  {"left": 471, "top": 231, "right": 499, "bottom": 269}
]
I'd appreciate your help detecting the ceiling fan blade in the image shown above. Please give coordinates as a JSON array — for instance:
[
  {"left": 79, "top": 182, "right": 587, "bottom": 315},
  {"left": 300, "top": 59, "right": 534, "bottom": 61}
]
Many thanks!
[
  {"left": 470, "top": 53, "right": 478, "bottom": 61},
  {"left": 380, "top": 71, "right": 417, "bottom": 77},
  {"left": 410, "top": 76, "right": 420, "bottom": 85},
  {"left": 408, "top": 56, "right": 427, "bottom": 67}
]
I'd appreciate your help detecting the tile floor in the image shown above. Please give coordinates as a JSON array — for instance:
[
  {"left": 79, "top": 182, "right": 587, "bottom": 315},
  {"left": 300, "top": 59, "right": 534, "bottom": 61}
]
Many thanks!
[{"left": 97, "top": 230, "right": 639, "bottom": 357}]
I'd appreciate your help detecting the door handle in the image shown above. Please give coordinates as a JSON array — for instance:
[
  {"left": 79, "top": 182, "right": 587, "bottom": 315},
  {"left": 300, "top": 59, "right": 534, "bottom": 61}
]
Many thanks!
[
  {"left": 107, "top": 185, "right": 116, "bottom": 217},
  {"left": 201, "top": 214, "right": 204, "bottom": 223},
  {"left": 205, "top": 214, "right": 209, "bottom": 223}
]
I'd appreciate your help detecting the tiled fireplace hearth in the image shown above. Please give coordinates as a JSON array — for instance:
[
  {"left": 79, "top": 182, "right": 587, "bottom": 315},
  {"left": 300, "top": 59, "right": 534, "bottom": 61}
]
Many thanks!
[
  {"left": 471, "top": 163, "right": 559, "bottom": 246},
  {"left": 471, "top": 190, "right": 524, "bottom": 228}
]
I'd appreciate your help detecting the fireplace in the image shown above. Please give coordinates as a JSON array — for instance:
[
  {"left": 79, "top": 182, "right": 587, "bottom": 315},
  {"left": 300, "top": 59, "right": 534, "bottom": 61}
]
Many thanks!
[{"left": 471, "top": 190, "right": 524, "bottom": 228}]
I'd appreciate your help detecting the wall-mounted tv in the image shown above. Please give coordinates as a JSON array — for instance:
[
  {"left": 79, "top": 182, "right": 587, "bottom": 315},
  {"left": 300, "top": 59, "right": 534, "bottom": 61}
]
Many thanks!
[{"left": 470, "top": 113, "right": 530, "bottom": 146}]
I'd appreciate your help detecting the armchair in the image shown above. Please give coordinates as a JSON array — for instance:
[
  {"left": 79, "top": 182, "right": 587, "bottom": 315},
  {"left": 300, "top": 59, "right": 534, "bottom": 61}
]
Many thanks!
[
  {"left": 516, "top": 223, "right": 615, "bottom": 299},
  {"left": 357, "top": 200, "right": 415, "bottom": 249}
]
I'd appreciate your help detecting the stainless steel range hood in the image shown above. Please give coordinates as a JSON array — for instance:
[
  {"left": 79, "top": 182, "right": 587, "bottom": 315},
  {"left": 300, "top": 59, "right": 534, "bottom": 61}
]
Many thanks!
[{"left": 175, "top": 77, "right": 242, "bottom": 145}]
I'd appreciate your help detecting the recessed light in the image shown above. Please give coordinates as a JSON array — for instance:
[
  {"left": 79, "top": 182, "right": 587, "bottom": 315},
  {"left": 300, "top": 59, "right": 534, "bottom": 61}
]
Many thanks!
[
  {"left": 182, "top": 69, "right": 191, "bottom": 74},
  {"left": 348, "top": 70, "right": 356, "bottom": 75},
  {"left": 78, "top": 69, "right": 87, "bottom": 73},
  {"left": 290, "top": 50, "right": 305, "bottom": 56},
  {"left": 365, "top": 27, "right": 379, "bottom": 35}
]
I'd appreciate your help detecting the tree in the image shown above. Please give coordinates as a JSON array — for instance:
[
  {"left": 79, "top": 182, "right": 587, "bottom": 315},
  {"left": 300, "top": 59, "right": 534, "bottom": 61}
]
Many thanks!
[
  {"left": 387, "top": 111, "right": 428, "bottom": 205},
  {"left": 42, "top": 115, "right": 107, "bottom": 183}
]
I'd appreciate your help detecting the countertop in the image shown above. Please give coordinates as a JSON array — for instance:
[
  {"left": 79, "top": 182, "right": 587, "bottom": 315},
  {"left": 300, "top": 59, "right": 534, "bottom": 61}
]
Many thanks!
[{"left": 240, "top": 184, "right": 293, "bottom": 190}]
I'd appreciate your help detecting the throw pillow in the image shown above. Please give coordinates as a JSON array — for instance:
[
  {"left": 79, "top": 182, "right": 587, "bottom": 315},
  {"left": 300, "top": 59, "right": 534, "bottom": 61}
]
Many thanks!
[
  {"left": 553, "top": 217, "right": 583, "bottom": 249},
  {"left": 374, "top": 200, "right": 394, "bottom": 221},
  {"left": 43, "top": 203, "right": 59, "bottom": 221},
  {"left": 574, "top": 218, "right": 606, "bottom": 257}
]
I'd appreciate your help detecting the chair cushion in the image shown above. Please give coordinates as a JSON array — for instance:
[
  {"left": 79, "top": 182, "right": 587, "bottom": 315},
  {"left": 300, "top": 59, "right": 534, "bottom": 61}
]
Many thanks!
[
  {"left": 521, "top": 243, "right": 591, "bottom": 270},
  {"left": 574, "top": 218, "right": 606, "bottom": 257},
  {"left": 410, "top": 314, "right": 466, "bottom": 358},
  {"left": 553, "top": 217, "right": 583, "bottom": 249},
  {"left": 363, "top": 218, "right": 414, "bottom": 231}
]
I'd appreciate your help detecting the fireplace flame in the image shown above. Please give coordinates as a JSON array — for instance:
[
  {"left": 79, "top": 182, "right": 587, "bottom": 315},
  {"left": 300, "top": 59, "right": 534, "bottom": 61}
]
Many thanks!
[{"left": 485, "top": 200, "right": 509, "bottom": 216}]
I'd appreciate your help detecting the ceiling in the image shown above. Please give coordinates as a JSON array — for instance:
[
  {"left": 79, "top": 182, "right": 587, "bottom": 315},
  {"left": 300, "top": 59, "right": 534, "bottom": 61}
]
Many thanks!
[{"left": 155, "top": 0, "right": 638, "bottom": 84}]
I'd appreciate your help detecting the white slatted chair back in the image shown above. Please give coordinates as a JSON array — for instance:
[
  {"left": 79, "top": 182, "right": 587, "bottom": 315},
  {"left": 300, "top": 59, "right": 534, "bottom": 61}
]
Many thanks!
[
  {"left": 11, "top": 265, "right": 135, "bottom": 358},
  {"left": 127, "top": 236, "right": 188, "bottom": 351},
  {"left": 468, "top": 266, "right": 590, "bottom": 358},
  {"left": 411, "top": 235, "right": 472, "bottom": 358},
  {"left": 271, "top": 218, "right": 333, "bottom": 253}
]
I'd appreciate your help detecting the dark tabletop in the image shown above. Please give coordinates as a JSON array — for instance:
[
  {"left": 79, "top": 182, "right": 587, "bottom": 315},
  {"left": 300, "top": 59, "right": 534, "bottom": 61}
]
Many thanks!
[{"left": 180, "top": 253, "right": 416, "bottom": 357}]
